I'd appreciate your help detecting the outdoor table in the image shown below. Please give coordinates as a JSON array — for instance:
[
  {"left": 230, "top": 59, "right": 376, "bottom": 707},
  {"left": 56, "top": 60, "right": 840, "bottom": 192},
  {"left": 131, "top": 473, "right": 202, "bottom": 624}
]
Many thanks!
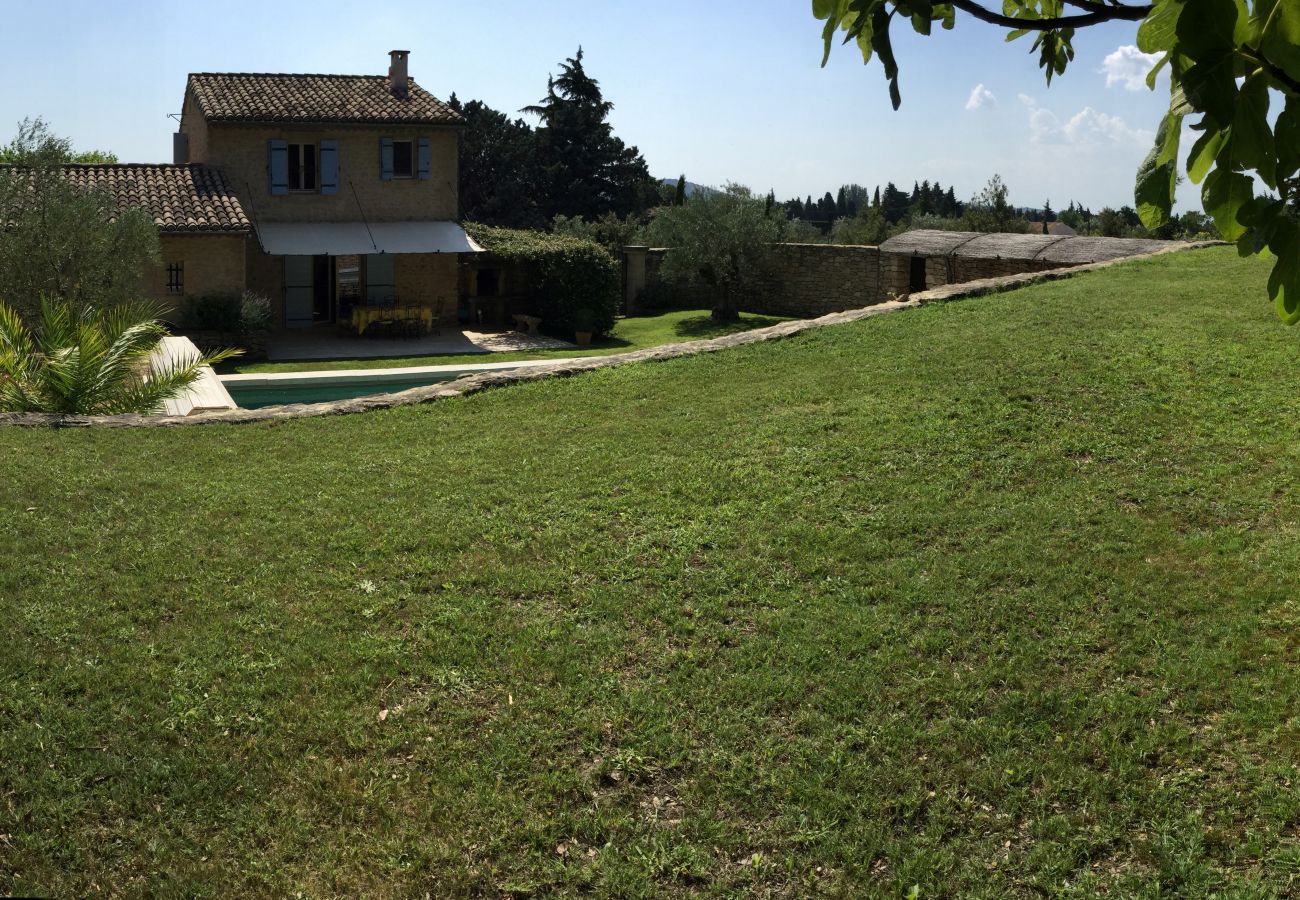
[{"left": 352, "top": 303, "right": 433, "bottom": 335}]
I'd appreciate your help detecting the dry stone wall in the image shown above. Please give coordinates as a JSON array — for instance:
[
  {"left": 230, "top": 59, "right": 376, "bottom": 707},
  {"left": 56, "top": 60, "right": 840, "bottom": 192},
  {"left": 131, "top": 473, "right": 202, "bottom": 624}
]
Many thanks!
[
  {"left": 637, "top": 243, "right": 893, "bottom": 316},
  {"left": 632, "top": 234, "right": 1181, "bottom": 318}
]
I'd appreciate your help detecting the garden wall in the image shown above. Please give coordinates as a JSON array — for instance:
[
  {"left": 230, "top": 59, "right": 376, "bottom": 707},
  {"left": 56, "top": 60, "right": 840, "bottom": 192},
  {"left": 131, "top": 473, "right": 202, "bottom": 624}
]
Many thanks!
[
  {"left": 626, "top": 234, "right": 1172, "bottom": 319},
  {"left": 630, "top": 243, "right": 891, "bottom": 317}
]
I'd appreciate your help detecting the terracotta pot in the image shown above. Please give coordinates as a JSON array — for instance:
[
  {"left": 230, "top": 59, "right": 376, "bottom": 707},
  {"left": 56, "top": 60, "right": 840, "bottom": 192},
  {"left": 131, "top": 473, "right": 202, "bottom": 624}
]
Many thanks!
[{"left": 575, "top": 330, "right": 593, "bottom": 347}]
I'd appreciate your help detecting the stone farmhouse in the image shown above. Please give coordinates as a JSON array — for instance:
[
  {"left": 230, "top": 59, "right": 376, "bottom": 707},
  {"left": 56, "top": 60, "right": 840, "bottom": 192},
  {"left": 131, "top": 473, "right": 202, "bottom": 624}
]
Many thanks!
[{"left": 22, "top": 51, "right": 478, "bottom": 331}]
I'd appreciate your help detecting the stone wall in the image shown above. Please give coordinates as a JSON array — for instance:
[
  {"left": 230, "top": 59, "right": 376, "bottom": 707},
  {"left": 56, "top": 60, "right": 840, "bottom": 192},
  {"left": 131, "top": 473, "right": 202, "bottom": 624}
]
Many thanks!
[
  {"left": 631, "top": 243, "right": 892, "bottom": 317},
  {"left": 925, "top": 255, "right": 1071, "bottom": 288},
  {"left": 754, "top": 243, "right": 883, "bottom": 316},
  {"left": 147, "top": 234, "right": 250, "bottom": 319},
  {"left": 630, "top": 240, "right": 1136, "bottom": 319}
]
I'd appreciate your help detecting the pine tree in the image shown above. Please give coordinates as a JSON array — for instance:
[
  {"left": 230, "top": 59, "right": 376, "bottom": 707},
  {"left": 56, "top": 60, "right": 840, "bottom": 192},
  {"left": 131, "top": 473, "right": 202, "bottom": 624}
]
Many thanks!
[
  {"left": 836, "top": 186, "right": 848, "bottom": 219},
  {"left": 882, "top": 182, "right": 909, "bottom": 224},
  {"left": 820, "top": 191, "right": 836, "bottom": 223},
  {"left": 522, "top": 48, "right": 657, "bottom": 220}
]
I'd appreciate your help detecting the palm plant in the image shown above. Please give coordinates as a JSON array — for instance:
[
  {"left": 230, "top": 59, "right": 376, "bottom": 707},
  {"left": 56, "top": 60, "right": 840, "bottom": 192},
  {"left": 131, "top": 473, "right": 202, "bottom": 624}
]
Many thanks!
[{"left": 0, "top": 297, "right": 239, "bottom": 415}]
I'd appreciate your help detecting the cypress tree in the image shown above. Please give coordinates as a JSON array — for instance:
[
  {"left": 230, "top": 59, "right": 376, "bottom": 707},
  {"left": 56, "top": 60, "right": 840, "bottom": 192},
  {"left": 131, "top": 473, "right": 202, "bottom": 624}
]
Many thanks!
[{"left": 674, "top": 174, "right": 686, "bottom": 206}]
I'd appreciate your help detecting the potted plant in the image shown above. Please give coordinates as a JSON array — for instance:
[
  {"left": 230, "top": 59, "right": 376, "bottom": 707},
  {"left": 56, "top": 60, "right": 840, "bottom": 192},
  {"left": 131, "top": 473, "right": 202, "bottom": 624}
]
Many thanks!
[{"left": 573, "top": 307, "right": 596, "bottom": 347}]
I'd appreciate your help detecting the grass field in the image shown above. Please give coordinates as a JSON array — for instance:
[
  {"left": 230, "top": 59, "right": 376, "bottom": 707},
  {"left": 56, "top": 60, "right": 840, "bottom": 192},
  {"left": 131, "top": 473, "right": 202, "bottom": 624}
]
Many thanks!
[
  {"left": 226, "top": 308, "right": 790, "bottom": 374},
  {"left": 5, "top": 247, "right": 1300, "bottom": 897}
]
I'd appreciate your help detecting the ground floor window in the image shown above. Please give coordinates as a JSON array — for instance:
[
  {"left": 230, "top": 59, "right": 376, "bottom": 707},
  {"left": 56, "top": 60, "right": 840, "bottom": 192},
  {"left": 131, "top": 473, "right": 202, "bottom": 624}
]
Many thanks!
[{"left": 166, "top": 262, "right": 184, "bottom": 295}]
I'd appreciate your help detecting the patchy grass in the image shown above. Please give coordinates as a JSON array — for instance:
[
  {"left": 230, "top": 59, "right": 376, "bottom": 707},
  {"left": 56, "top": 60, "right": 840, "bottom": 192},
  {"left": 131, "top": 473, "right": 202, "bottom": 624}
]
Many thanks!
[
  {"left": 5, "top": 247, "right": 1300, "bottom": 896},
  {"left": 227, "top": 308, "right": 790, "bottom": 374}
]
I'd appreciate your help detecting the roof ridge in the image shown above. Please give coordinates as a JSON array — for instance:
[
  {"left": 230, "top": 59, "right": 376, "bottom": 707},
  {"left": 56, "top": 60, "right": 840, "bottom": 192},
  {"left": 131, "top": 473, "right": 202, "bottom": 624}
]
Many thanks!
[{"left": 189, "top": 72, "right": 418, "bottom": 80}]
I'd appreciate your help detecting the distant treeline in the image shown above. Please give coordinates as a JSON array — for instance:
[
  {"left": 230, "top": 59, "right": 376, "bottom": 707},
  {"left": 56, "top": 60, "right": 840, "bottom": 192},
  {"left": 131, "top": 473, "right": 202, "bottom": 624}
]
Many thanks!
[{"left": 783, "top": 180, "right": 962, "bottom": 226}]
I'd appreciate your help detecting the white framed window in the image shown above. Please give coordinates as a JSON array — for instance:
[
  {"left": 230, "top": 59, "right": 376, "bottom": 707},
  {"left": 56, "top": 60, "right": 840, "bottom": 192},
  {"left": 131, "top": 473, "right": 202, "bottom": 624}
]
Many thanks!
[{"left": 287, "top": 143, "right": 317, "bottom": 191}]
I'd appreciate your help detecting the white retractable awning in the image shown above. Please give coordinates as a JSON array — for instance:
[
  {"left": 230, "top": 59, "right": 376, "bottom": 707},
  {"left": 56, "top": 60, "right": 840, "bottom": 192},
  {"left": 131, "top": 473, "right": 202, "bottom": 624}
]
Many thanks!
[{"left": 255, "top": 221, "right": 484, "bottom": 256}]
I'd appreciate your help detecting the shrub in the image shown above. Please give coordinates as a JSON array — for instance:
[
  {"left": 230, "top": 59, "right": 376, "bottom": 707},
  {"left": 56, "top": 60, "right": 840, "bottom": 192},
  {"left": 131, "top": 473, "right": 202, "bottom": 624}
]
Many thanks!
[
  {"left": 178, "top": 291, "right": 273, "bottom": 336},
  {"left": 0, "top": 297, "right": 238, "bottom": 414},
  {"left": 465, "top": 223, "right": 619, "bottom": 335}
]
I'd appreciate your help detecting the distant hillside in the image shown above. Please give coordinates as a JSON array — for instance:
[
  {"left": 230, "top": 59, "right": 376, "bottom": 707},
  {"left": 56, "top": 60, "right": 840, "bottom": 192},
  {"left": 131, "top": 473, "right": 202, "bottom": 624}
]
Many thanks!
[{"left": 659, "top": 177, "right": 716, "bottom": 198}]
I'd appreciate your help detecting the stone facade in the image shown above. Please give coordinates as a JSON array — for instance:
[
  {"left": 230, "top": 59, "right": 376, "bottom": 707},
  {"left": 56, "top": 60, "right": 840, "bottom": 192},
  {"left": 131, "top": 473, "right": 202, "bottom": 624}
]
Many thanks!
[
  {"left": 172, "top": 66, "right": 465, "bottom": 332},
  {"left": 146, "top": 233, "right": 249, "bottom": 317},
  {"left": 180, "top": 92, "right": 459, "bottom": 223}
]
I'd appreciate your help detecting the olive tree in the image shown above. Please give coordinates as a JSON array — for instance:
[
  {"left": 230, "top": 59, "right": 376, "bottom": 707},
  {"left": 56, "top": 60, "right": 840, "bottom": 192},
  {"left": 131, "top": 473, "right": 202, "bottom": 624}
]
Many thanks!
[
  {"left": 0, "top": 119, "right": 157, "bottom": 320},
  {"left": 647, "top": 184, "right": 786, "bottom": 322},
  {"left": 812, "top": 0, "right": 1300, "bottom": 321}
]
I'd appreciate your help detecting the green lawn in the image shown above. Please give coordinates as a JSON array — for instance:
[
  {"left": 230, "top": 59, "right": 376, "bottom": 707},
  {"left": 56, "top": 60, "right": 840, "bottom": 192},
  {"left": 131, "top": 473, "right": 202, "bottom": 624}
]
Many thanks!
[
  {"left": 226, "top": 308, "right": 790, "bottom": 374},
  {"left": 6, "top": 247, "right": 1300, "bottom": 897}
]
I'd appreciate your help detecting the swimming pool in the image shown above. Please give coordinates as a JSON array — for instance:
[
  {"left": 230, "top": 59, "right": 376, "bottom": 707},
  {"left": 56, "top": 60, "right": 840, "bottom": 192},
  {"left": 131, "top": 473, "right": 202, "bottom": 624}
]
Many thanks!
[
  {"left": 224, "top": 374, "right": 459, "bottom": 408},
  {"left": 219, "top": 358, "right": 567, "bottom": 410}
]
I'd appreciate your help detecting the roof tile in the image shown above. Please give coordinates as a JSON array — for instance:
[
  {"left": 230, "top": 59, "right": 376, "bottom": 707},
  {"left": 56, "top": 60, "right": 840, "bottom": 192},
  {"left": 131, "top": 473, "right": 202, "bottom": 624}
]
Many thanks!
[
  {"left": 187, "top": 73, "right": 462, "bottom": 126},
  {"left": 0, "top": 164, "right": 251, "bottom": 234}
]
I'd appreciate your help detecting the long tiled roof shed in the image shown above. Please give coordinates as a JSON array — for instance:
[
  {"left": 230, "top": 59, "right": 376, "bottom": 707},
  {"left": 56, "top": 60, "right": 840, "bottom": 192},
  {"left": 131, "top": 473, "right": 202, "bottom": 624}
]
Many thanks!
[
  {"left": 1, "top": 164, "right": 251, "bottom": 233},
  {"left": 186, "top": 73, "right": 464, "bottom": 126},
  {"left": 879, "top": 229, "right": 1168, "bottom": 264}
]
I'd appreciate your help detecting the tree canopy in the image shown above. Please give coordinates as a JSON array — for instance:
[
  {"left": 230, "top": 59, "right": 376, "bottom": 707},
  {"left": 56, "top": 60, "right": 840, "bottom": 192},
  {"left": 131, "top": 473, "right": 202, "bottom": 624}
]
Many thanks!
[
  {"left": 0, "top": 117, "right": 116, "bottom": 165},
  {"left": 647, "top": 184, "right": 787, "bottom": 322},
  {"left": 453, "top": 50, "right": 658, "bottom": 228},
  {"left": 0, "top": 120, "right": 155, "bottom": 320},
  {"left": 813, "top": 0, "right": 1300, "bottom": 322},
  {"left": 525, "top": 49, "right": 659, "bottom": 221}
]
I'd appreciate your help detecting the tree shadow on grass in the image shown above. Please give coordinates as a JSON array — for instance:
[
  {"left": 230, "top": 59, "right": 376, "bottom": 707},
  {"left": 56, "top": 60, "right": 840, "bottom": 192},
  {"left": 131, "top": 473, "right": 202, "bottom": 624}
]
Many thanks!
[{"left": 672, "top": 313, "right": 789, "bottom": 339}]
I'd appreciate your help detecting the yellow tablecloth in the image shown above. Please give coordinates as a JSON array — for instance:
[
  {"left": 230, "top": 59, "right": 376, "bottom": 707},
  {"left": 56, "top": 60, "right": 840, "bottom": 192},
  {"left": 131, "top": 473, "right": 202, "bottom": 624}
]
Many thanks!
[{"left": 352, "top": 304, "right": 433, "bottom": 335}]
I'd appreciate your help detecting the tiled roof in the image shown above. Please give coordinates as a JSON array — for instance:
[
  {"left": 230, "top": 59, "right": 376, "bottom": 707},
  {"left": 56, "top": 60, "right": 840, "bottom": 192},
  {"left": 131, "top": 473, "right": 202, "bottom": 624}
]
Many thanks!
[
  {"left": 1, "top": 165, "right": 251, "bottom": 233},
  {"left": 187, "top": 73, "right": 463, "bottom": 126}
]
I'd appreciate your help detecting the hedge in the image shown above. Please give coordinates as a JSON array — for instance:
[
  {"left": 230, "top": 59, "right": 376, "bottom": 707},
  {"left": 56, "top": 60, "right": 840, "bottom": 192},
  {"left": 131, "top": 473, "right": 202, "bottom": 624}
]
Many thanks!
[{"left": 465, "top": 223, "right": 620, "bottom": 335}]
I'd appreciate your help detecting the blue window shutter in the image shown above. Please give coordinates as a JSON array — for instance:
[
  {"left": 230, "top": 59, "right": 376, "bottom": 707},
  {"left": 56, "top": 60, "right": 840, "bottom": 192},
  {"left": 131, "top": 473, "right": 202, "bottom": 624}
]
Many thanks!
[
  {"left": 268, "top": 139, "right": 289, "bottom": 196},
  {"left": 380, "top": 138, "right": 394, "bottom": 181},
  {"left": 417, "top": 138, "right": 431, "bottom": 180},
  {"left": 319, "top": 139, "right": 339, "bottom": 195}
]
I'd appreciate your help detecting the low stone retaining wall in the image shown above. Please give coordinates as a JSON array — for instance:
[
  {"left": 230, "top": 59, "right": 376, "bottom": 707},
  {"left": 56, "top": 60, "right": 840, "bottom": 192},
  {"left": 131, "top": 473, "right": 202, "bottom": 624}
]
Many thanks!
[{"left": 0, "top": 241, "right": 1219, "bottom": 429}]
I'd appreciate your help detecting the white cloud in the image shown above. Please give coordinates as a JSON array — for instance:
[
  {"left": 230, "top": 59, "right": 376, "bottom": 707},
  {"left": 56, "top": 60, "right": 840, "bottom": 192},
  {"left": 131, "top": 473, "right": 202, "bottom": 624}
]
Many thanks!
[
  {"left": 1019, "top": 93, "right": 1152, "bottom": 148},
  {"left": 1102, "top": 45, "right": 1162, "bottom": 91},
  {"left": 1061, "top": 108, "right": 1153, "bottom": 148},
  {"left": 965, "top": 83, "right": 996, "bottom": 110}
]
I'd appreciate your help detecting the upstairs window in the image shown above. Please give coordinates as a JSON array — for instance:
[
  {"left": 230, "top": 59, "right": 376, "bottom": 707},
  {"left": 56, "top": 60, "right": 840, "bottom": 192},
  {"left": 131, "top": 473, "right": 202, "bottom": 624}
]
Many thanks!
[
  {"left": 287, "top": 143, "right": 317, "bottom": 191},
  {"left": 380, "top": 137, "right": 429, "bottom": 181},
  {"left": 391, "top": 140, "right": 414, "bottom": 178},
  {"left": 165, "top": 262, "right": 184, "bottom": 295}
]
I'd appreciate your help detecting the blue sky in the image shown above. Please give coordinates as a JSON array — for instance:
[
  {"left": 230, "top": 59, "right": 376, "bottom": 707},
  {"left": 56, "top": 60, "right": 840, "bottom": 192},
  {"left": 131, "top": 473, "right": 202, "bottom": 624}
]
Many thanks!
[{"left": 0, "top": 0, "right": 1192, "bottom": 212}]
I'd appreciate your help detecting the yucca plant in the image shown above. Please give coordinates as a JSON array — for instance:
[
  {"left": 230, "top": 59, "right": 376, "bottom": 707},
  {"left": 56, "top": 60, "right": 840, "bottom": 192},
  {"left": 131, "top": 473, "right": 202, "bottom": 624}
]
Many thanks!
[{"left": 0, "top": 297, "right": 240, "bottom": 415}]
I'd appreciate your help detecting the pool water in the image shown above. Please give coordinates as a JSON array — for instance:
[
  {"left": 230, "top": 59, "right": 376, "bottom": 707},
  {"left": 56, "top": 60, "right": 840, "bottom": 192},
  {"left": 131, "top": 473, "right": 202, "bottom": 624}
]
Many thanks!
[{"left": 225, "top": 374, "right": 460, "bottom": 409}]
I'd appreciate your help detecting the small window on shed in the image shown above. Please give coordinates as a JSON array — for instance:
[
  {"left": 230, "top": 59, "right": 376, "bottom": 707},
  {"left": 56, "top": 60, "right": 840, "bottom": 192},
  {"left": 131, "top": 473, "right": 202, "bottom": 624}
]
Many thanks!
[
  {"left": 166, "top": 262, "right": 184, "bottom": 295},
  {"left": 391, "top": 140, "right": 414, "bottom": 178}
]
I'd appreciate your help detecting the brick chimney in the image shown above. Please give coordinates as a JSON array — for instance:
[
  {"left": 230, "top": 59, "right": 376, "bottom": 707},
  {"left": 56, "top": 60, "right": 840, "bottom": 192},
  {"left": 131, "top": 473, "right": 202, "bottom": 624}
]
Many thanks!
[{"left": 388, "top": 50, "right": 410, "bottom": 98}]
